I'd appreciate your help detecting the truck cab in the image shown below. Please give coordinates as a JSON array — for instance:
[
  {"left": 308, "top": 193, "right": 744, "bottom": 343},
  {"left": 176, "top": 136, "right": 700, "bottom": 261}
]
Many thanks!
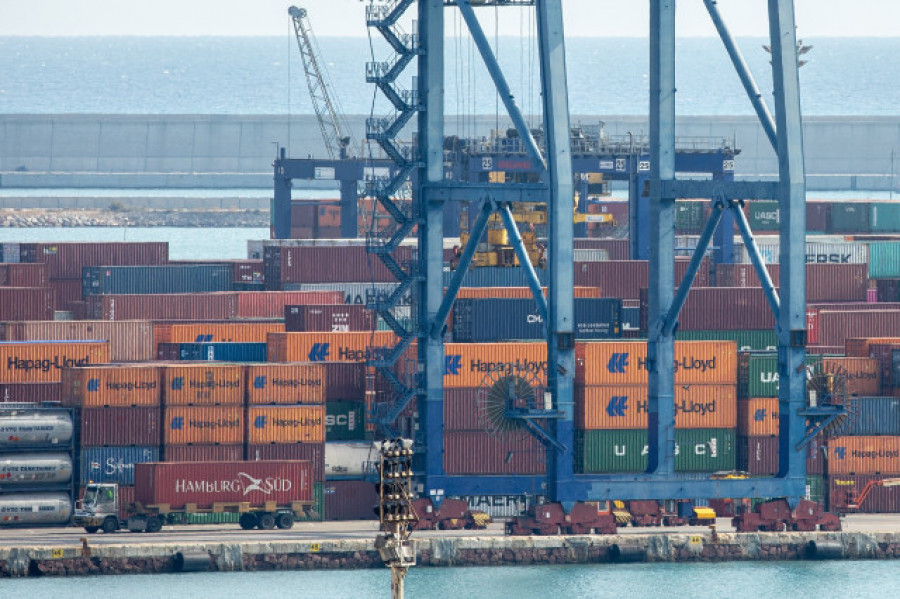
[{"left": 73, "top": 483, "right": 121, "bottom": 533}]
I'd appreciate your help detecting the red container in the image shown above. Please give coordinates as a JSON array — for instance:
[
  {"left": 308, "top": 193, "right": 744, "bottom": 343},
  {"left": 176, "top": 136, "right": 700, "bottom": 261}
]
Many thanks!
[
  {"left": 1, "top": 320, "right": 156, "bottom": 362},
  {"left": 807, "top": 202, "right": 831, "bottom": 233},
  {"left": 806, "top": 304, "right": 900, "bottom": 345},
  {"left": 162, "top": 444, "right": 245, "bottom": 462},
  {"left": 444, "top": 388, "right": 484, "bottom": 431},
  {"left": 737, "top": 435, "right": 779, "bottom": 475},
  {"left": 573, "top": 238, "right": 630, "bottom": 260},
  {"left": 234, "top": 291, "right": 343, "bottom": 319},
  {"left": 575, "top": 259, "right": 708, "bottom": 299},
  {"left": 0, "top": 382, "right": 61, "bottom": 403},
  {"left": 443, "top": 431, "right": 545, "bottom": 475},
  {"left": 828, "top": 473, "right": 900, "bottom": 513},
  {"left": 814, "top": 310, "right": 900, "bottom": 349},
  {"left": 0, "top": 263, "right": 47, "bottom": 287},
  {"left": 246, "top": 443, "right": 325, "bottom": 482},
  {"left": 49, "top": 279, "right": 82, "bottom": 310},
  {"left": 79, "top": 407, "right": 161, "bottom": 447},
  {"left": 20, "top": 242, "right": 168, "bottom": 279},
  {"left": 642, "top": 287, "right": 774, "bottom": 331},
  {"left": 0, "top": 288, "right": 54, "bottom": 320},
  {"left": 88, "top": 293, "right": 238, "bottom": 320},
  {"left": 324, "top": 480, "right": 378, "bottom": 520},
  {"left": 807, "top": 264, "right": 868, "bottom": 302},
  {"left": 284, "top": 304, "right": 375, "bottom": 332},
  {"left": 264, "top": 245, "right": 414, "bottom": 287},
  {"left": 807, "top": 436, "right": 825, "bottom": 475},
  {"left": 323, "top": 362, "right": 366, "bottom": 401},
  {"left": 133, "top": 461, "right": 313, "bottom": 509},
  {"left": 715, "top": 263, "right": 779, "bottom": 288}
]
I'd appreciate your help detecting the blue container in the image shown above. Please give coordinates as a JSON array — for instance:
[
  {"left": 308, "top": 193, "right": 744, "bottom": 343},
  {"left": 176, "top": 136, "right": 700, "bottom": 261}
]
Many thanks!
[
  {"left": 79, "top": 446, "right": 159, "bottom": 486},
  {"left": 452, "top": 297, "right": 621, "bottom": 342},
  {"left": 840, "top": 396, "right": 900, "bottom": 436},
  {"left": 82, "top": 264, "right": 233, "bottom": 297},
  {"left": 178, "top": 342, "right": 268, "bottom": 362},
  {"left": 443, "top": 267, "right": 548, "bottom": 288},
  {"left": 868, "top": 243, "right": 900, "bottom": 279},
  {"left": 621, "top": 306, "right": 641, "bottom": 330}
]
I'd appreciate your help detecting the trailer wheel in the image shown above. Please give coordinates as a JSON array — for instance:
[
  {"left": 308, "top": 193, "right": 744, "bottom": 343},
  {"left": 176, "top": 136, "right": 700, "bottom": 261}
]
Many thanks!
[
  {"left": 101, "top": 517, "right": 118, "bottom": 534},
  {"left": 239, "top": 513, "right": 258, "bottom": 530},
  {"left": 146, "top": 516, "right": 163, "bottom": 533},
  {"left": 276, "top": 513, "right": 294, "bottom": 530},
  {"left": 84, "top": 526, "right": 99, "bottom": 534},
  {"left": 258, "top": 513, "right": 276, "bottom": 530}
]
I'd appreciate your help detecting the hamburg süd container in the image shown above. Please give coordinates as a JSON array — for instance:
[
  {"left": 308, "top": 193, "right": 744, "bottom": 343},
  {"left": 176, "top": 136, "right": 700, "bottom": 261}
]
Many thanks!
[
  {"left": 161, "top": 363, "right": 244, "bottom": 406},
  {"left": 576, "top": 340, "right": 736, "bottom": 386},
  {"left": 0, "top": 408, "right": 73, "bottom": 448},
  {"left": 0, "top": 452, "right": 72, "bottom": 485},
  {"left": 578, "top": 428, "right": 736, "bottom": 473},
  {"left": 133, "top": 461, "right": 313, "bottom": 509},
  {"left": 828, "top": 436, "right": 900, "bottom": 475},
  {"left": 0, "top": 492, "right": 73, "bottom": 526},
  {"left": 79, "top": 446, "right": 159, "bottom": 486},
  {"left": 162, "top": 406, "right": 243, "bottom": 445},
  {"left": 576, "top": 384, "right": 736, "bottom": 430},
  {"left": 79, "top": 407, "right": 161, "bottom": 447},
  {"left": 61, "top": 364, "right": 160, "bottom": 408},
  {"left": 0, "top": 341, "right": 110, "bottom": 383},
  {"left": 0, "top": 320, "right": 155, "bottom": 362},
  {"left": 266, "top": 331, "right": 398, "bottom": 363},
  {"left": 247, "top": 405, "right": 325, "bottom": 444},
  {"left": 246, "top": 363, "right": 326, "bottom": 405}
]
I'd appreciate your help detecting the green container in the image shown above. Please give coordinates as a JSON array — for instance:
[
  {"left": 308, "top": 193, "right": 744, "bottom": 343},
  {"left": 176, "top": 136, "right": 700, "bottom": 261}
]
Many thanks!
[
  {"left": 676, "top": 330, "right": 777, "bottom": 352},
  {"left": 579, "top": 428, "right": 736, "bottom": 473},
  {"left": 805, "top": 475, "right": 824, "bottom": 504},
  {"left": 738, "top": 353, "right": 822, "bottom": 398},
  {"left": 185, "top": 512, "right": 240, "bottom": 525},
  {"left": 870, "top": 203, "right": 900, "bottom": 233},
  {"left": 675, "top": 201, "right": 705, "bottom": 233},
  {"left": 326, "top": 401, "right": 366, "bottom": 441},
  {"left": 868, "top": 242, "right": 900, "bottom": 279},
  {"left": 829, "top": 203, "right": 871, "bottom": 233},
  {"left": 748, "top": 201, "right": 780, "bottom": 231}
]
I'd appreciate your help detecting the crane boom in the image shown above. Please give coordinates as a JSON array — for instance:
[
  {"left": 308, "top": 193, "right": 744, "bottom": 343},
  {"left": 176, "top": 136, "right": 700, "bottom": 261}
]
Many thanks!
[{"left": 289, "top": 5, "right": 352, "bottom": 159}]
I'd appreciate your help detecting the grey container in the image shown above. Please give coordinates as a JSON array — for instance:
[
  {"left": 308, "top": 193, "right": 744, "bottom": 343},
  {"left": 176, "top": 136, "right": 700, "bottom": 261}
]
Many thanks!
[
  {"left": 82, "top": 264, "right": 233, "bottom": 297},
  {"left": 840, "top": 396, "right": 900, "bottom": 436}
]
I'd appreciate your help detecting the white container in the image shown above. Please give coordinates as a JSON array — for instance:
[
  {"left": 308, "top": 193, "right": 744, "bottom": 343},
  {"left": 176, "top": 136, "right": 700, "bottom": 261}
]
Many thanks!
[{"left": 324, "top": 441, "right": 378, "bottom": 479}]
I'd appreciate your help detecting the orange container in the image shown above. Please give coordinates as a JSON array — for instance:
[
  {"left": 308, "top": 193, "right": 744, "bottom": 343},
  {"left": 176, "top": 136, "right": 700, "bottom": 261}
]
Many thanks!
[
  {"left": 821, "top": 357, "right": 881, "bottom": 396},
  {"left": 737, "top": 397, "right": 779, "bottom": 437},
  {"left": 161, "top": 363, "right": 244, "bottom": 406},
  {"left": 0, "top": 341, "right": 110, "bottom": 383},
  {"left": 154, "top": 322, "right": 285, "bottom": 347},
  {"left": 577, "top": 384, "right": 736, "bottom": 430},
  {"left": 1, "top": 320, "right": 154, "bottom": 362},
  {"left": 844, "top": 337, "right": 900, "bottom": 357},
  {"left": 162, "top": 406, "right": 244, "bottom": 445},
  {"left": 266, "top": 332, "right": 398, "bottom": 363},
  {"left": 828, "top": 436, "right": 900, "bottom": 475},
  {"left": 575, "top": 340, "right": 736, "bottom": 386},
  {"left": 247, "top": 405, "right": 325, "bottom": 444},
  {"left": 245, "top": 363, "right": 326, "bottom": 405},
  {"left": 61, "top": 364, "right": 161, "bottom": 407},
  {"left": 443, "top": 343, "right": 547, "bottom": 388},
  {"left": 455, "top": 287, "right": 601, "bottom": 299}
]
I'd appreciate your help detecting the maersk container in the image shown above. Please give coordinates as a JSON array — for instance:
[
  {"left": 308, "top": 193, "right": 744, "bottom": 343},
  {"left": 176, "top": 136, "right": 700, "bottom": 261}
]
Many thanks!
[
  {"left": 82, "top": 264, "right": 233, "bottom": 297},
  {"left": 676, "top": 330, "right": 777, "bottom": 352},
  {"left": 579, "top": 428, "right": 736, "bottom": 473},
  {"left": 285, "top": 283, "right": 410, "bottom": 307},
  {"left": 0, "top": 409, "right": 73, "bottom": 448},
  {"left": 742, "top": 241, "right": 869, "bottom": 265},
  {"left": 442, "top": 267, "right": 548, "bottom": 288},
  {"left": 840, "top": 397, "right": 900, "bottom": 436},
  {"left": 325, "top": 401, "right": 365, "bottom": 441},
  {"left": 452, "top": 298, "right": 621, "bottom": 342},
  {"left": 177, "top": 342, "right": 268, "bottom": 362},
  {"left": 868, "top": 242, "right": 900, "bottom": 279},
  {"left": 0, "top": 492, "right": 72, "bottom": 526},
  {"left": 324, "top": 441, "right": 377, "bottom": 479},
  {"left": 870, "top": 204, "right": 900, "bottom": 233},
  {"left": 0, "top": 453, "right": 72, "bottom": 486},
  {"left": 737, "top": 353, "right": 822, "bottom": 398},
  {"left": 79, "top": 446, "right": 159, "bottom": 486}
]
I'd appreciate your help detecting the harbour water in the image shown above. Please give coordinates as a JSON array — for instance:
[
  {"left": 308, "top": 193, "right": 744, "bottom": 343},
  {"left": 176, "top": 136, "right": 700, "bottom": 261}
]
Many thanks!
[{"left": 3, "top": 560, "right": 897, "bottom": 598}]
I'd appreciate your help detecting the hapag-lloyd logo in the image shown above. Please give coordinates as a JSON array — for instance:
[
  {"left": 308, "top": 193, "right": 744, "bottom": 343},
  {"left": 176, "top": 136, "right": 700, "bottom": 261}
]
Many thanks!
[{"left": 174, "top": 472, "right": 292, "bottom": 495}]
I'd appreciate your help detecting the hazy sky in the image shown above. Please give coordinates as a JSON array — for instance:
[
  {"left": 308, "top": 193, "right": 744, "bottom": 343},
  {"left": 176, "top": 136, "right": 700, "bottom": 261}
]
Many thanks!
[{"left": 1, "top": 0, "right": 894, "bottom": 37}]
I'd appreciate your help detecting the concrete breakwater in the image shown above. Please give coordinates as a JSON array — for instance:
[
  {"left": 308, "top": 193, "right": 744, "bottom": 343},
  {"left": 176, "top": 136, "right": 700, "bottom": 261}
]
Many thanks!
[
  {"left": 4, "top": 531, "right": 900, "bottom": 577},
  {"left": 0, "top": 208, "right": 268, "bottom": 228}
]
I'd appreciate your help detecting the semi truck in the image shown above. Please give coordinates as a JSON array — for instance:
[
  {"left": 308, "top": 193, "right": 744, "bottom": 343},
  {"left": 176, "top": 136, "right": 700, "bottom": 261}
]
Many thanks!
[{"left": 73, "top": 460, "right": 315, "bottom": 533}]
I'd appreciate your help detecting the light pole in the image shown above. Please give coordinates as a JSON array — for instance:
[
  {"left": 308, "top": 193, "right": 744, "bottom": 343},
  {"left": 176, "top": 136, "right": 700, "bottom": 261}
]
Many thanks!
[{"left": 374, "top": 438, "right": 417, "bottom": 599}]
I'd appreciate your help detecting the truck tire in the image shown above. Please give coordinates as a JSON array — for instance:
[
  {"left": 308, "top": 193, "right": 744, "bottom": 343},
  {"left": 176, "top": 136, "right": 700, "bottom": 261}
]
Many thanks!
[
  {"left": 239, "top": 512, "right": 258, "bottom": 530},
  {"left": 84, "top": 526, "right": 99, "bottom": 534},
  {"left": 102, "top": 517, "right": 119, "bottom": 534},
  {"left": 257, "top": 513, "right": 276, "bottom": 530},
  {"left": 146, "top": 516, "right": 163, "bottom": 533},
  {"left": 276, "top": 513, "right": 294, "bottom": 530}
]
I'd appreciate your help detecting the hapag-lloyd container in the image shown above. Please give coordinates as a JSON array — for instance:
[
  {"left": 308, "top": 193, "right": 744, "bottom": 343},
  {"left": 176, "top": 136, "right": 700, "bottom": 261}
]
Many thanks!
[
  {"left": 284, "top": 304, "right": 375, "bottom": 333},
  {"left": 578, "top": 428, "right": 736, "bottom": 473},
  {"left": 266, "top": 331, "right": 398, "bottom": 363},
  {"left": 79, "top": 446, "right": 159, "bottom": 486},
  {"left": 0, "top": 341, "right": 110, "bottom": 383},
  {"left": 324, "top": 480, "right": 378, "bottom": 520},
  {"left": 61, "top": 364, "right": 161, "bottom": 407},
  {"left": 0, "top": 288, "right": 54, "bottom": 320},
  {"left": 133, "top": 461, "right": 313, "bottom": 509},
  {"left": 1, "top": 320, "right": 155, "bottom": 362},
  {"left": 576, "top": 384, "right": 736, "bottom": 429},
  {"left": 806, "top": 303, "right": 900, "bottom": 345},
  {"left": 79, "top": 407, "right": 161, "bottom": 447},
  {"left": 161, "top": 363, "right": 244, "bottom": 406},
  {"left": 247, "top": 405, "right": 325, "bottom": 444},
  {"left": 840, "top": 397, "right": 900, "bottom": 436},
  {"left": 245, "top": 363, "right": 325, "bottom": 405},
  {"left": 821, "top": 357, "right": 881, "bottom": 396},
  {"left": 0, "top": 263, "right": 46, "bottom": 287},
  {"left": 452, "top": 298, "right": 621, "bottom": 342},
  {"left": 0, "top": 453, "right": 72, "bottom": 485},
  {"left": 737, "top": 435, "right": 778, "bottom": 475},
  {"left": 19, "top": 242, "right": 168, "bottom": 279},
  {"left": 0, "top": 408, "right": 73, "bottom": 448},
  {"left": 82, "top": 264, "right": 233, "bottom": 296},
  {"left": 444, "top": 431, "right": 545, "bottom": 475},
  {"left": 0, "top": 382, "right": 61, "bottom": 403},
  {"left": 737, "top": 397, "right": 779, "bottom": 436},
  {"left": 828, "top": 436, "right": 900, "bottom": 474},
  {"left": 443, "top": 342, "right": 548, "bottom": 388},
  {"left": 246, "top": 443, "right": 325, "bottom": 482},
  {"left": 575, "top": 341, "right": 736, "bottom": 386},
  {"left": 163, "top": 406, "right": 243, "bottom": 445},
  {"left": 829, "top": 474, "right": 900, "bottom": 513}
]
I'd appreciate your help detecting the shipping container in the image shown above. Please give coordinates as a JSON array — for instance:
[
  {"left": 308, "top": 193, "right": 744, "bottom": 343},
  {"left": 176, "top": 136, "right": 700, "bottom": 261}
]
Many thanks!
[
  {"left": 133, "top": 461, "right": 313, "bottom": 509},
  {"left": 452, "top": 298, "right": 621, "bottom": 342},
  {"left": 455, "top": 286, "right": 601, "bottom": 299},
  {"left": 574, "top": 238, "right": 630, "bottom": 260},
  {"left": 162, "top": 406, "right": 243, "bottom": 445},
  {"left": 452, "top": 494, "right": 537, "bottom": 519},
  {"left": 828, "top": 474, "right": 900, "bottom": 513},
  {"left": 231, "top": 259, "right": 265, "bottom": 284},
  {"left": 444, "top": 431, "right": 545, "bottom": 475},
  {"left": 806, "top": 474, "right": 824, "bottom": 504},
  {"left": 576, "top": 340, "right": 736, "bottom": 386},
  {"left": 245, "top": 363, "right": 326, "bottom": 405},
  {"left": 325, "top": 401, "right": 366, "bottom": 441},
  {"left": 154, "top": 322, "right": 285, "bottom": 348},
  {"left": 266, "top": 331, "right": 398, "bottom": 364},
  {"left": 0, "top": 408, "right": 73, "bottom": 448},
  {"left": 0, "top": 288, "right": 54, "bottom": 321},
  {"left": 807, "top": 304, "right": 900, "bottom": 345},
  {"left": 20, "top": 242, "right": 168, "bottom": 279},
  {"left": 49, "top": 279, "right": 81, "bottom": 311},
  {"left": 88, "top": 293, "right": 239, "bottom": 321},
  {"left": 737, "top": 397, "right": 779, "bottom": 437},
  {"left": 656, "top": 287, "right": 775, "bottom": 331},
  {"left": 444, "top": 387, "right": 487, "bottom": 431},
  {"left": 287, "top": 283, "right": 411, "bottom": 307},
  {"left": 840, "top": 397, "right": 900, "bottom": 436},
  {"left": 161, "top": 363, "right": 244, "bottom": 406},
  {"left": 0, "top": 382, "right": 61, "bottom": 403},
  {"left": 443, "top": 267, "right": 548, "bottom": 289},
  {"left": 736, "top": 435, "right": 778, "bottom": 475},
  {"left": 442, "top": 342, "right": 548, "bottom": 389},
  {"left": 162, "top": 444, "right": 244, "bottom": 462},
  {"left": 234, "top": 291, "right": 344, "bottom": 319},
  {"left": 870, "top": 204, "right": 900, "bottom": 233},
  {"left": 574, "top": 260, "right": 708, "bottom": 300},
  {"left": 284, "top": 304, "right": 375, "bottom": 333},
  {"left": 323, "top": 480, "right": 378, "bottom": 520},
  {"left": 323, "top": 441, "right": 378, "bottom": 479},
  {"left": 264, "top": 245, "right": 413, "bottom": 287},
  {"left": 79, "top": 407, "right": 161, "bottom": 447},
  {"left": 845, "top": 337, "right": 900, "bottom": 358},
  {"left": 578, "top": 428, "right": 736, "bottom": 473},
  {"left": 740, "top": 240, "right": 869, "bottom": 265},
  {"left": 814, "top": 310, "right": 900, "bottom": 349},
  {"left": 868, "top": 242, "right": 900, "bottom": 279},
  {"left": 828, "top": 436, "right": 900, "bottom": 474},
  {"left": 0, "top": 452, "right": 72, "bottom": 485},
  {"left": 714, "top": 263, "right": 779, "bottom": 288},
  {"left": 246, "top": 443, "right": 325, "bottom": 482},
  {"left": 0, "top": 492, "right": 72, "bottom": 526},
  {"left": 821, "top": 357, "right": 881, "bottom": 397},
  {"left": 321, "top": 362, "right": 366, "bottom": 401},
  {"left": 247, "top": 405, "right": 325, "bottom": 444},
  {"left": 173, "top": 342, "right": 268, "bottom": 362},
  {"left": 737, "top": 353, "right": 821, "bottom": 399},
  {"left": 79, "top": 446, "right": 159, "bottom": 486},
  {"left": 675, "top": 200, "right": 708, "bottom": 233},
  {"left": 0, "top": 341, "right": 109, "bottom": 383},
  {"left": 676, "top": 330, "right": 777, "bottom": 352},
  {"left": 577, "top": 384, "right": 736, "bottom": 429},
  {"left": 828, "top": 203, "right": 871, "bottom": 234},
  {"left": 746, "top": 201, "right": 780, "bottom": 232},
  {"left": 0, "top": 243, "right": 21, "bottom": 264},
  {"left": 82, "top": 264, "right": 233, "bottom": 297},
  {"left": 61, "top": 364, "right": 160, "bottom": 408},
  {"left": 807, "top": 436, "right": 825, "bottom": 476},
  {"left": 0, "top": 263, "right": 46, "bottom": 287},
  {"left": 1, "top": 320, "right": 155, "bottom": 362}
]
